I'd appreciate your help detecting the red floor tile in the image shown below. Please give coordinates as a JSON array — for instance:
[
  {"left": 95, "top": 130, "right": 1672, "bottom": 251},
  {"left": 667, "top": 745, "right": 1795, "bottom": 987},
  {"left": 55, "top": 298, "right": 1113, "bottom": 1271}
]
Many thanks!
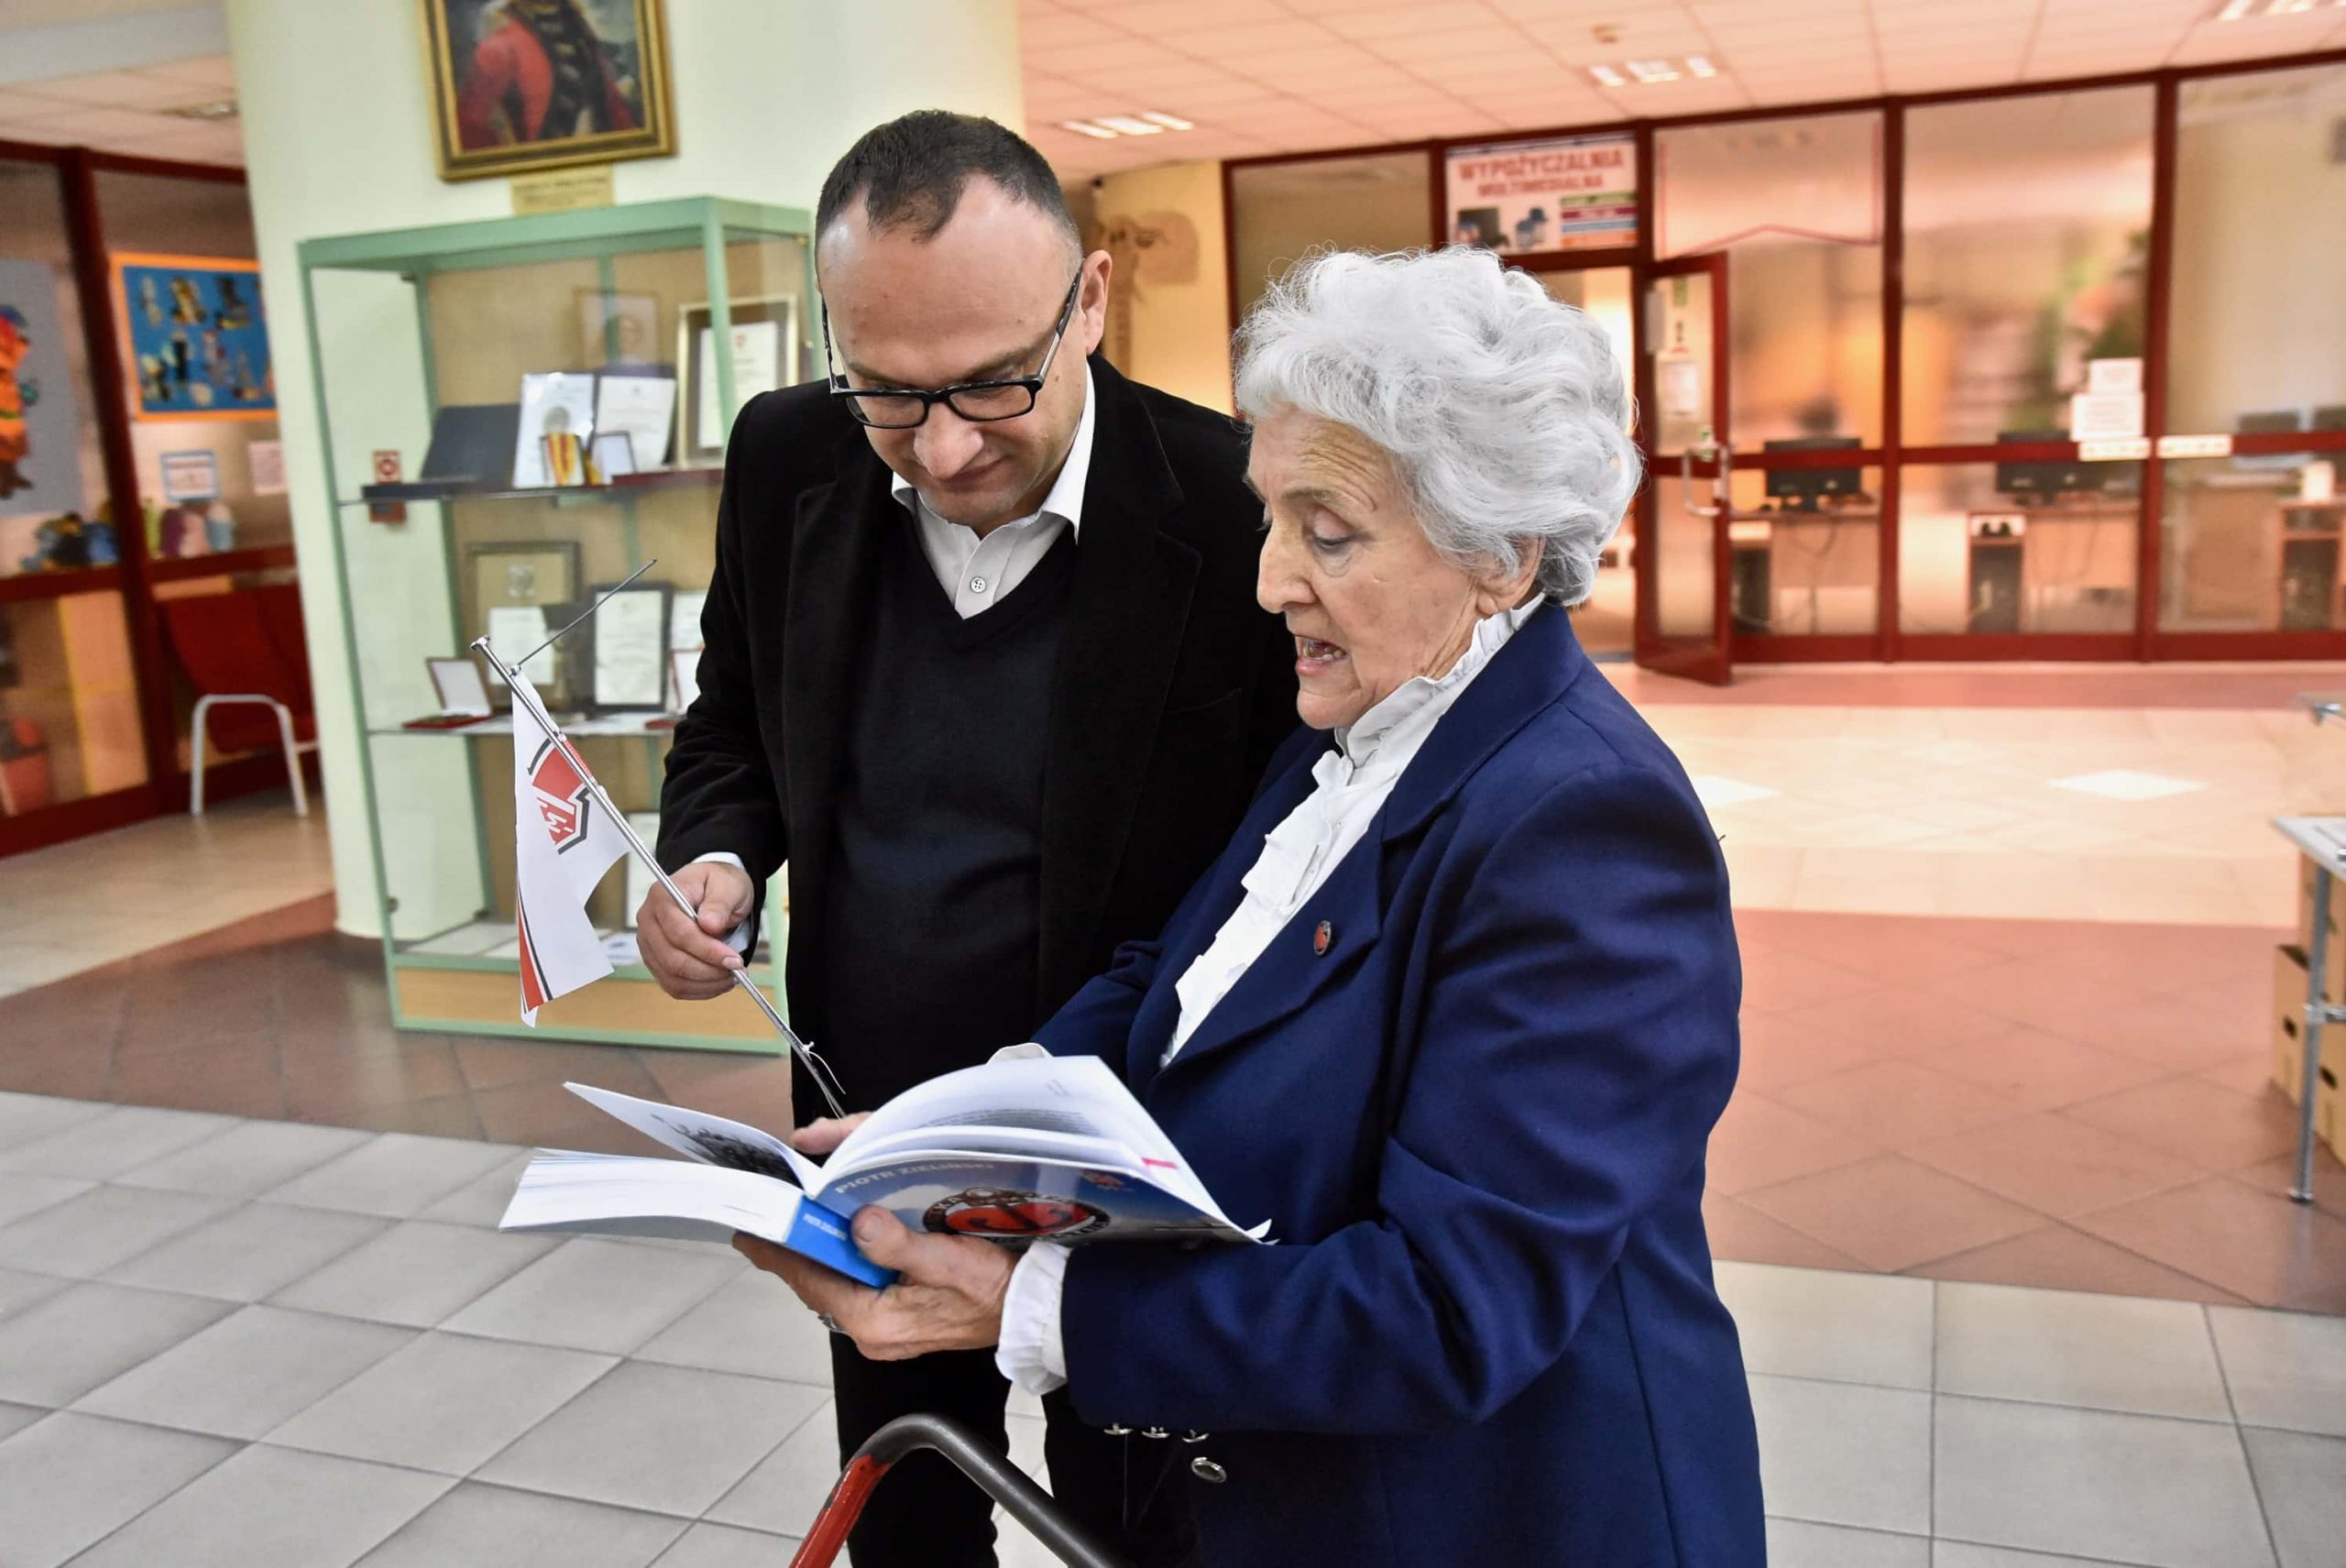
[
  {"left": 1733, "top": 1013, "right": 1877, "bottom": 1094},
  {"left": 5, "top": 891, "right": 2335, "bottom": 1310},
  {"left": 2197, "top": 1053, "right": 2288, "bottom": 1097},
  {"left": 1917, "top": 958, "right": 2144, "bottom": 1036},
  {"left": 453, "top": 1037, "right": 665, "bottom": 1098},
  {"left": 2034, "top": 993, "right": 2264, "bottom": 1076},
  {"left": 1905, "top": 1113, "right": 2204, "bottom": 1218},
  {"left": 1771, "top": 1059, "right": 2029, "bottom": 1149},
  {"left": 1905, "top": 1025, "right": 2171, "bottom": 1112},
  {"left": 1740, "top": 912, "right": 2007, "bottom": 981},
  {"left": 2226, "top": 1147, "right": 2346, "bottom": 1225},
  {"left": 2071, "top": 1178, "right": 2346, "bottom": 1311},
  {"left": 1701, "top": 1191, "right": 1869, "bottom": 1272},
  {"left": 1770, "top": 988, "right": 2012, "bottom": 1058},
  {"left": 2060, "top": 1078, "right": 2306, "bottom": 1174},
  {"left": 1905, "top": 1223, "right": 2250, "bottom": 1306},
  {"left": 1704, "top": 1091, "right": 1884, "bottom": 1197},
  {"left": 1739, "top": 1154, "right": 2045, "bottom": 1272},
  {"left": 1738, "top": 948, "right": 1884, "bottom": 1014}
]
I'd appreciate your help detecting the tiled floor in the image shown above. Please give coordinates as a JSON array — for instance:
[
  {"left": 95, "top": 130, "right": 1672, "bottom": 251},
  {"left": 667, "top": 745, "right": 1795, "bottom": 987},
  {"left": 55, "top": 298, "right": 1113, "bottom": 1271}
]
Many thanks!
[
  {"left": 0, "top": 795, "right": 335, "bottom": 999},
  {"left": 1614, "top": 690, "right": 2346, "bottom": 928},
  {"left": 8, "top": 663, "right": 2346, "bottom": 1562},
  {"left": 10, "top": 887, "right": 2339, "bottom": 1311},
  {"left": 0, "top": 1094, "right": 2340, "bottom": 1567}
]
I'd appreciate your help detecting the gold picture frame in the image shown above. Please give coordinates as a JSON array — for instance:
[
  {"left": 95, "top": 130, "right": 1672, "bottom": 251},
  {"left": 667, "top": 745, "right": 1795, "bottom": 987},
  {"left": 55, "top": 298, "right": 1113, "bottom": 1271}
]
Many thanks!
[{"left": 420, "top": 0, "right": 675, "bottom": 182}]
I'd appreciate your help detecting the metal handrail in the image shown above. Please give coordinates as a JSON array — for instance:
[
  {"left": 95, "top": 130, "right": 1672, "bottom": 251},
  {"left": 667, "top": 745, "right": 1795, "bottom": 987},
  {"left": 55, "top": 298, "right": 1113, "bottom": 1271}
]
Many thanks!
[{"left": 787, "top": 1413, "right": 1132, "bottom": 1568}]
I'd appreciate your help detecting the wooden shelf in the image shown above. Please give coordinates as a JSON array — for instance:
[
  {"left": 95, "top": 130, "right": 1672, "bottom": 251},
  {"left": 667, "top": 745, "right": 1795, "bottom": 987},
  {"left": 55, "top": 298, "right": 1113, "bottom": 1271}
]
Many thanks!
[
  {"left": 0, "top": 565, "right": 124, "bottom": 605},
  {"left": 349, "top": 467, "right": 722, "bottom": 507},
  {"left": 140, "top": 544, "right": 297, "bottom": 584}
]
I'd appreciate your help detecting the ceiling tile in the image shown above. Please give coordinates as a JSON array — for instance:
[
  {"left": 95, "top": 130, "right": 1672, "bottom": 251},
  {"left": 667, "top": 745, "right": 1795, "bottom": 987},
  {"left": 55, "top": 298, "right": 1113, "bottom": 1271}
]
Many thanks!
[
  {"left": 1026, "top": 38, "right": 1191, "bottom": 75},
  {"left": 1085, "top": 60, "right": 1266, "bottom": 93},
  {"left": 1491, "top": 98, "right": 1632, "bottom": 128},
  {"left": 1321, "top": 4, "right": 1513, "bottom": 41},
  {"left": 1420, "top": 62, "right": 1586, "bottom": 93},
  {"left": 132, "top": 56, "right": 238, "bottom": 92},
  {"left": 1409, "top": 106, "right": 1512, "bottom": 137},
  {"left": 1172, "top": 20, "right": 1354, "bottom": 56},
  {"left": 1, "top": 105, "right": 182, "bottom": 143},
  {"left": 0, "top": 88, "right": 85, "bottom": 125},
  {"left": 1529, "top": 28, "right": 1714, "bottom": 63},
  {"left": 12, "top": 70, "right": 218, "bottom": 111},
  {"left": 1098, "top": 0, "right": 1298, "bottom": 35},
  {"left": 1247, "top": 43, "right": 1398, "bottom": 77},
  {"left": 105, "top": 125, "right": 245, "bottom": 167},
  {"left": 1375, "top": 25, "right": 1553, "bottom": 60},
  {"left": 1020, "top": 7, "right": 1126, "bottom": 47}
]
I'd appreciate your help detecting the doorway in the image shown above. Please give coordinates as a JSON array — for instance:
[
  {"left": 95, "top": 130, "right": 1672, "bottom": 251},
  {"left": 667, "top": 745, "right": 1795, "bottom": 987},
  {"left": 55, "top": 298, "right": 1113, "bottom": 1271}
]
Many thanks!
[{"left": 1534, "top": 266, "right": 1637, "bottom": 660}]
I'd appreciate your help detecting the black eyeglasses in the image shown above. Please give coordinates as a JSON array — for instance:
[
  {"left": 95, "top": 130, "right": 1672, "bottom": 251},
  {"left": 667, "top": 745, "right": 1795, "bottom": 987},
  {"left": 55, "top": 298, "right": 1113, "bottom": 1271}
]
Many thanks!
[{"left": 822, "top": 272, "right": 1082, "bottom": 429}]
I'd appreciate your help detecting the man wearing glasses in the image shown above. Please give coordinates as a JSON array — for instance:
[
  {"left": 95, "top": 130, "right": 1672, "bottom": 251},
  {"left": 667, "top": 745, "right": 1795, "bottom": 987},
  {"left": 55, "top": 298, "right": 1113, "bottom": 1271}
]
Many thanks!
[{"left": 642, "top": 111, "right": 1294, "bottom": 1566}]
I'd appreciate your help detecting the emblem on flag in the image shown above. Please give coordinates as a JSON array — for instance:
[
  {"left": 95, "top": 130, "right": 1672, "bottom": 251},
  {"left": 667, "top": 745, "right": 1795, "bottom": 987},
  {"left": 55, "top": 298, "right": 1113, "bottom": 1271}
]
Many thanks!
[{"left": 528, "top": 736, "right": 596, "bottom": 852}]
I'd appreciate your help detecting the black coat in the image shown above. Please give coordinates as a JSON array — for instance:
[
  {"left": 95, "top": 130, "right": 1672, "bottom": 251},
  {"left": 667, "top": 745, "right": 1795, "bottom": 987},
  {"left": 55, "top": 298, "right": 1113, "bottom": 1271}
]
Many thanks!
[{"left": 658, "top": 356, "right": 1299, "bottom": 1080}]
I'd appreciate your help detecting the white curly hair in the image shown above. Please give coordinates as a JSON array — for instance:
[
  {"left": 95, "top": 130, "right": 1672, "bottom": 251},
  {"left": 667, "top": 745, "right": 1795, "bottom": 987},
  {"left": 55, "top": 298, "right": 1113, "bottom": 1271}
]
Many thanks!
[{"left": 1233, "top": 246, "right": 1641, "bottom": 607}]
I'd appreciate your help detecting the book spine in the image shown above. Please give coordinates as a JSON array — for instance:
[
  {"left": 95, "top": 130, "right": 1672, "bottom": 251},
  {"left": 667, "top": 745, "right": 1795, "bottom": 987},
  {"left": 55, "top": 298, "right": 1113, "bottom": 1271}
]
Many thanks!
[{"left": 788, "top": 1197, "right": 897, "bottom": 1288}]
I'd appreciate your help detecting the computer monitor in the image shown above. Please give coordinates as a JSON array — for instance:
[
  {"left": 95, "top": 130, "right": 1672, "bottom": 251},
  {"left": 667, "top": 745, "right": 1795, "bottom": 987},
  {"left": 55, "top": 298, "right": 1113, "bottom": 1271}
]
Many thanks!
[
  {"left": 1762, "top": 437, "right": 1862, "bottom": 511},
  {"left": 2235, "top": 410, "right": 2308, "bottom": 473},
  {"left": 1994, "top": 430, "right": 2099, "bottom": 499}
]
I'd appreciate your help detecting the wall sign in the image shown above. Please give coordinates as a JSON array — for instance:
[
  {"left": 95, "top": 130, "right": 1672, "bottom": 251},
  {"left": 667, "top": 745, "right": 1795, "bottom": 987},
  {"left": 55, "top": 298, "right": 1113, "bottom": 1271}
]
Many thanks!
[
  {"left": 1445, "top": 133, "right": 1638, "bottom": 257},
  {"left": 159, "top": 450, "right": 220, "bottom": 502}
]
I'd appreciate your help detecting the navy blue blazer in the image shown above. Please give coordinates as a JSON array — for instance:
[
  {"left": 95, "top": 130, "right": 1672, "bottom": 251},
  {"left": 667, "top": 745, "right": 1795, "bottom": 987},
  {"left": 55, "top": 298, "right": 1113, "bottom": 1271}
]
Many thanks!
[{"left": 1034, "top": 607, "right": 1764, "bottom": 1567}]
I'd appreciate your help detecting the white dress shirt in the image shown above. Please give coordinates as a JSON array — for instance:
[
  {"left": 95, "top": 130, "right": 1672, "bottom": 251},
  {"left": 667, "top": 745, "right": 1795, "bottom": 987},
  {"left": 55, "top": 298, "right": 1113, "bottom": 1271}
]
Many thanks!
[
  {"left": 893, "top": 363, "right": 1092, "bottom": 618},
  {"left": 995, "top": 600, "right": 1542, "bottom": 1396},
  {"left": 690, "top": 367, "right": 1097, "bottom": 924}
]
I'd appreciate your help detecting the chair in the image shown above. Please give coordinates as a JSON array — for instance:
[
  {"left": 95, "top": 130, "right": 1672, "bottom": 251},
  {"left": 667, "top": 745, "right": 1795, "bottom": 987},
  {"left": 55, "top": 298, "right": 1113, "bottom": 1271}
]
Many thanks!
[{"left": 158, "top": 590, "right": 319, "bottom": 817}]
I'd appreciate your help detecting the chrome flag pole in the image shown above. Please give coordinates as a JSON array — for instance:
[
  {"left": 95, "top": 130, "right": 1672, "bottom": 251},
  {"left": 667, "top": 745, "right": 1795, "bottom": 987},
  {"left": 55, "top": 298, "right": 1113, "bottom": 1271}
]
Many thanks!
[{"left": 472, "top": 598, "right": 848, "bottom": 1119}]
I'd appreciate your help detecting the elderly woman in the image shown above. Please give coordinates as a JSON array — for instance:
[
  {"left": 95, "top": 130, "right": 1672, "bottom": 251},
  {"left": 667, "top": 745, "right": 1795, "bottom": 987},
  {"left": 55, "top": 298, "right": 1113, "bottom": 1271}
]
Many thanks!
[{"left": 748, "top": 247, "right": 1764, "bottom": 1566}]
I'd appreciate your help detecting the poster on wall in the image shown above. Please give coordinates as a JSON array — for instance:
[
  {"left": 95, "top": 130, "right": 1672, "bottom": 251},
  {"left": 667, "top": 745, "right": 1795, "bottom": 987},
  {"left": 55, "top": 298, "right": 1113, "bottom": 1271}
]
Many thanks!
[
  {"left": 1445, "top": 133, "right": 1638, "bottom": 256},
  {"left": 421, "top": 0, "right": 675, "bottom": 181},
  {"left": 0, "top": 258, "right": 88, "bottom": 521},
  {"left": 111, "top": 254, "right": 276, "bottom": 422}
]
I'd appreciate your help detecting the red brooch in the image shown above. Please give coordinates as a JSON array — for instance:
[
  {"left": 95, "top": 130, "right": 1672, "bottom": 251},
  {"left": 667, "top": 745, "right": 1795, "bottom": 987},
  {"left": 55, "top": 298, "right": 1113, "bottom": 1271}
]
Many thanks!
[{"left": 1312, "top": 920, "right": 1333, "bottom": 957}]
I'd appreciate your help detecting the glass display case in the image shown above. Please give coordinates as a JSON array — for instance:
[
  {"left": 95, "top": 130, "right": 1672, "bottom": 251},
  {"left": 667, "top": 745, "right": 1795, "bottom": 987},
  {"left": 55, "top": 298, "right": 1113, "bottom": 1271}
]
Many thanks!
[{"left": 297, "top": 197, "right": 812, "bottom": 1050}]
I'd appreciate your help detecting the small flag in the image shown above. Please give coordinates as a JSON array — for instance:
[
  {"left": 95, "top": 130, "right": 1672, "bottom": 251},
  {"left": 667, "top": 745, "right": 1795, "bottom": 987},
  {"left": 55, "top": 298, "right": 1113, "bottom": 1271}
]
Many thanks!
[{"left": 511, "top": 702, "right": 630, "bottom": 1024}]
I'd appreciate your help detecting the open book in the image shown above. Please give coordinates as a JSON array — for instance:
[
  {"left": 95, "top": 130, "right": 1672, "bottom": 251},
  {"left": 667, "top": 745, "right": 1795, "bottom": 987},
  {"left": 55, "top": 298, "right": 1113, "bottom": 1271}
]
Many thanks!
[{"left": 499, "top": 1053, "right": 1264, "bottom": 1288}]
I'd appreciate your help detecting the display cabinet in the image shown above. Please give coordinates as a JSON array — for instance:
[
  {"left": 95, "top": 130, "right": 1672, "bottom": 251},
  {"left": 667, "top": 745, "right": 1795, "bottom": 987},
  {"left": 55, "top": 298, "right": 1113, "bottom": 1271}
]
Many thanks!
[{"left": 297, "top": 197, "right": 812, "bottom": 1050}]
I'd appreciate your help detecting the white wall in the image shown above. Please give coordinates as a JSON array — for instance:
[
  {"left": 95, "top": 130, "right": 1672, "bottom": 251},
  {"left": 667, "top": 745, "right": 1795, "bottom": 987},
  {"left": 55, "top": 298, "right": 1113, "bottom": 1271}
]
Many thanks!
[
  {"left": 1092, "top": 159, "right": 1233, "bottom": 414},
  {"left": 2168, "top": 89, "right": 2346, "bottom": 433},
  {"left": 225, "top": 0, "right": 1023, "bottom": 935}
]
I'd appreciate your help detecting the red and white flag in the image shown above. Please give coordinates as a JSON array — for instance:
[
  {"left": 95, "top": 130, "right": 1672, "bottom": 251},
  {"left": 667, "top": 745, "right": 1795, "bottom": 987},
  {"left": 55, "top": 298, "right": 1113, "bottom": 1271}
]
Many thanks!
[{"left": 511, "top": 703, "right": 630, "bottom": 1025}]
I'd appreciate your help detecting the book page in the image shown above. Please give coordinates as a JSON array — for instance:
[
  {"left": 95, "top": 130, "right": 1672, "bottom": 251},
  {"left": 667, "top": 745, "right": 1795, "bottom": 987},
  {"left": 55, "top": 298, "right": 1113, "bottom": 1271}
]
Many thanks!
[
  {"left": 565, "top": 1082, "right": 825, "bottom": 1190},
  {"left": 826, "top": 1056, "right": 1227, "bottom": 1222}
]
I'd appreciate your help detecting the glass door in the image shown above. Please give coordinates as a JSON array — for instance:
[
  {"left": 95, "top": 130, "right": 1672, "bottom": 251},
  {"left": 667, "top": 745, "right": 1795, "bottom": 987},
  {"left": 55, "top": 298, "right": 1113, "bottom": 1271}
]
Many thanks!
[
  {"left": 1638, "top": 253, "right": 1733, "bottom": 684},
  {"left": 1533, "top": 265, "right": 1637, "bottom": 659}
]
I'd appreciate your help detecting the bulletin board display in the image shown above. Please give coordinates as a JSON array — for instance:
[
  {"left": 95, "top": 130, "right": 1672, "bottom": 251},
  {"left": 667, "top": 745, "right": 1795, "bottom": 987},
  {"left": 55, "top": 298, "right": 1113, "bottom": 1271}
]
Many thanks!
[{"left": 110, "top": 252, "right": 277, "bottom": 422}]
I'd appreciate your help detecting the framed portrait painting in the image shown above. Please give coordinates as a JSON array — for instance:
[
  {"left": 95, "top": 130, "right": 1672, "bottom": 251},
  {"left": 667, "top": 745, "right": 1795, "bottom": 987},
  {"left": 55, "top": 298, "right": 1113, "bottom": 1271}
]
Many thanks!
[{"left": 421, "top": 0, "right": 674, "bottom": 181}]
